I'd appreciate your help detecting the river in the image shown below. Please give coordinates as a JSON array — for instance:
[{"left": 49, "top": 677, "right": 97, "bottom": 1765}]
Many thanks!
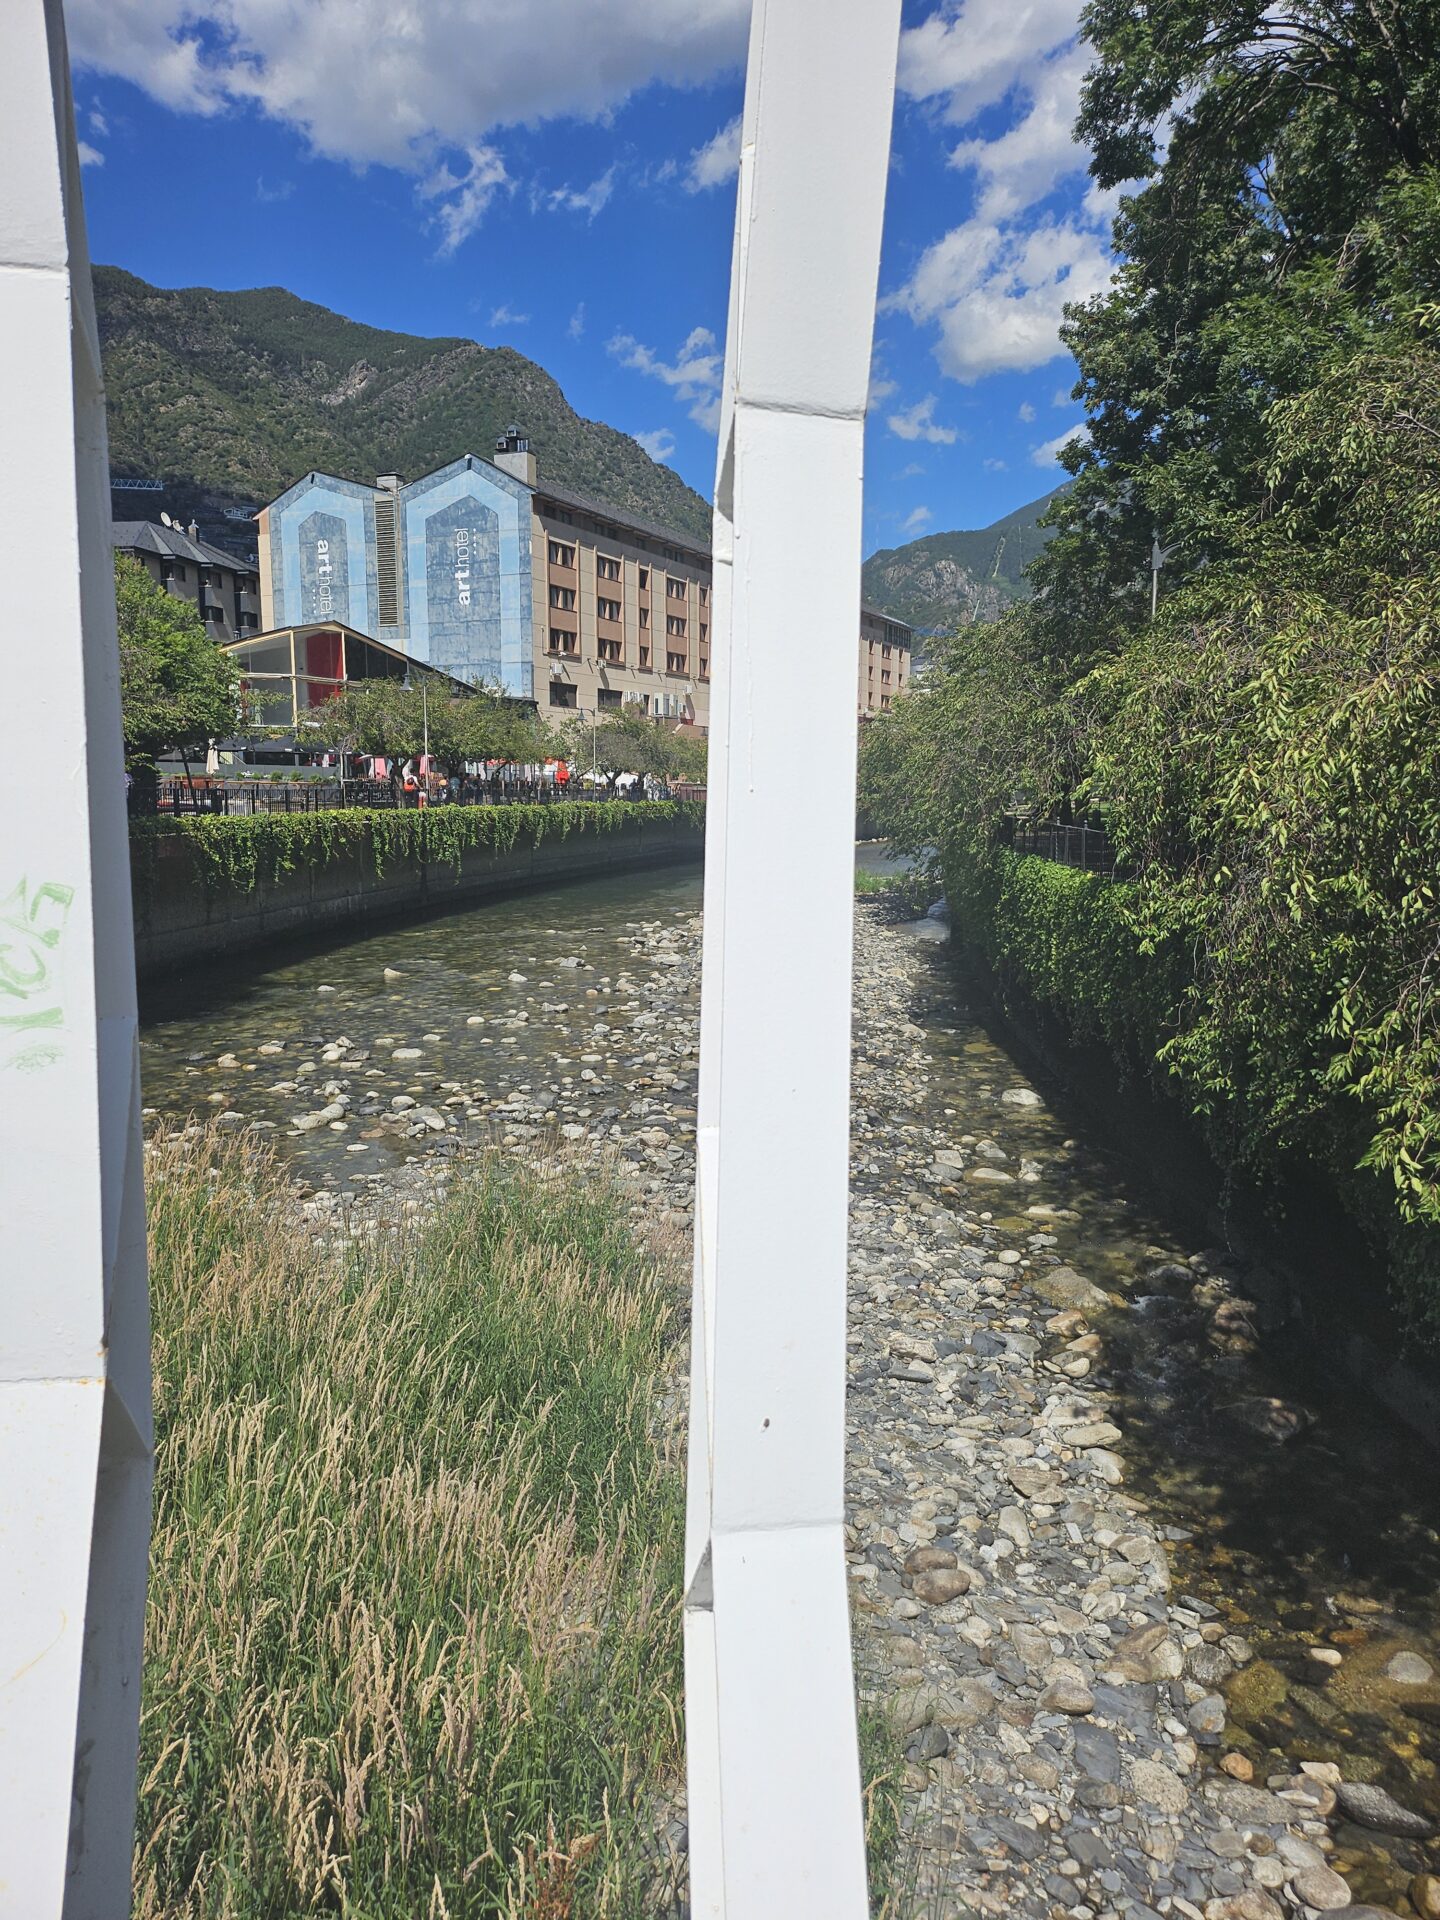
[{"left": 139, "top": 857, "right": 1440, "bottom": 1914}]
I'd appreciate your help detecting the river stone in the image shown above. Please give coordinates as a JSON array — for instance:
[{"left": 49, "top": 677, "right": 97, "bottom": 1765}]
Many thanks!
[
  {"left": 1409, "top": 1874, "right": 1440, "bottom": 1920},
  {"left": 1203, "top": 1781, "right": 1296, "bottom": 1827},
  {"left": 1334, "top": 1781, "right": 1435, "bottom": 1838},
  {"left": 1385, "top": 1650, "right": 1434, "bottom": 1686},
  {"left": 966, "top": 1164, "right": 1015, "bottom": 1185},
  {"left": 1074, "top": 1722, "right": 1121, "bottom": 1785},
  {"left": 1187, "top": 1692, "right": 1227, "bottom": 1739},
  {"left": 391, "top": 1047, "right": 423, "bottom": 1061},
  {"left": 1066, "top": 1421, "right": 1124, "bottom": 1448},
  {"left": 1126, "top": 1756, "right": 1188, "bottom": 1814},
  {"left": 1009, "top": 1624, "right": 1052, "bottom": 1669},
  {"left": 1002, "top": 1087, "right": 1044, "bottom": 1108},
  {"left": 1109, "top": 1623, "right": 1183, "bottom": 1682},
  {"left": 1222, "top": 1396, "right": 1315, "bottom": 1442},
  {"left": 1187, "top": 1642, "right": 1236, "bottom": 1688},
  {"left": 1032, "top": 1266, "right": 1110, "bottom": 1313},
  {"left": 912, "top": 1567, "right": 971, "bottom": 1606},
  {"left": 1008, "top": 1465, "right": 1066, "bottom": 1502},
  {"left": 905, "top": 1545, "right": 958, "bottom": 1574},
  {"left": 1206, "top": 1896, "right": 1284, "bottom": 1920},
  {"left": 1038, "top": 1671, "right": 1095, "bottom": 1715}
]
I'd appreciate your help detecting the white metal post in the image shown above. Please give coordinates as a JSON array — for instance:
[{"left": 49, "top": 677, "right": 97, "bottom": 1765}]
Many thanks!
[
  {"left": 0, "top": 5, "right": 153, "bottom": 1915},
  {"left": 685, "top": 2, "right": 902, "bottom": 1913}
]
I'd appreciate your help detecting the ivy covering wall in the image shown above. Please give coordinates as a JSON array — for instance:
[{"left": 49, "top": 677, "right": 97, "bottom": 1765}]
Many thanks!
[{"left": 130, "top": 800, "right": 705, "bottom": 902}]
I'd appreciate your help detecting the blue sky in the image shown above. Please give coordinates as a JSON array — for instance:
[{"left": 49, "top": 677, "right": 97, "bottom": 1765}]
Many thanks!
[{"left": 69, "top": 0, "right": 1114, "bottom": 557}]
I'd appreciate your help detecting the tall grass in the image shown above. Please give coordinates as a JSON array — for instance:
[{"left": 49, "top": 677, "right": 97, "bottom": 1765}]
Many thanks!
[{"left": 137, "top": 1131, "right": 684, "bottom": 1918}]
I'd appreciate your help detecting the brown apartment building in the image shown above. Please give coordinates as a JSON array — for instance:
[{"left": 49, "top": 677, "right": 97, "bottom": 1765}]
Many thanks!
[
  {"left": 256, "top": 429, "right": 909, "bottom": 731},
  {"left": 859, "top": 603, "right": 911, "bottom": 717}
]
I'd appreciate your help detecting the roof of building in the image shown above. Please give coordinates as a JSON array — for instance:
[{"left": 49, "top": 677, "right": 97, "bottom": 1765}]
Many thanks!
[
  {"left": 113, "top": 520, "right": 256, "bottom": 575},
  {"left": 532, "top": 476, "right": 713, "bottom": 562},
  {"left": 222, "top": 623, "right": 476, "bottom": 695},
  {"left": 860, "top": 602, "right": 913, "bottom": 635}
]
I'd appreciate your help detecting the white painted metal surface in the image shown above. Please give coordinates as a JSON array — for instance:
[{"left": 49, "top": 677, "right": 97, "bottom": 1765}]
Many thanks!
[
  {"left": 0, "top": 5, "right": 153, "bottom": 1914},
  {"left": 685, "top": 2, "right": 902, "bottom": 1911}
]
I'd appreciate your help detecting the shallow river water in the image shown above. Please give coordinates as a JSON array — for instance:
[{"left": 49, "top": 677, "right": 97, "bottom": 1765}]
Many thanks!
[{"left": 140, "top": 859, "right": 1440, "bottom": 1910}]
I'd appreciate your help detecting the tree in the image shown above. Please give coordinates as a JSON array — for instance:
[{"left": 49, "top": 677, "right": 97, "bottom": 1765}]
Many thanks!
[
  {"left": 1029, "top": 0, "right": 1440, "bottom": 661},
  {"left": 115, "top": 554, "right": 240, "bottom": 772},
  {"left": 563, "top": 707, "right": 707, "bottom": 790},
  {"left": 308, "top": 675, "right": 548, "bottom": 777}
]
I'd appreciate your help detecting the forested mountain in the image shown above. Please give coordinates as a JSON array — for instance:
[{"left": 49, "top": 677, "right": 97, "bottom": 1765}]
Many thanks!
[
  {"left": 93, "top": 267, "right": 712, "bottom": 550},
  {"left": 862, "top": 489, "right": 1061, "bottom": 633}
]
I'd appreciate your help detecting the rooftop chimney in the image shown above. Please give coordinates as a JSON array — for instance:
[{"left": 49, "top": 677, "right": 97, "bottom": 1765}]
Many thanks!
[
  {"left": 376, "top": 473, "right": 402, "bottom": 492},
  {"left": 493, "top": 424, "right": 536, "bottom": 488},
  {"left": 186, "top": 518, "right": 199, "bottom": 539}
]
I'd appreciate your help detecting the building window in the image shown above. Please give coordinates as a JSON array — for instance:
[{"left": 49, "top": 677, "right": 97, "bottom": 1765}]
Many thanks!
[
  {"left": 597, "top": 688, "right": 622, "bottom": 710},
  {"left": 699, "top": 584, "right": 709, "bottom": 606},
  {"left": 548, "top": 628, "right": 577, "bottom": 656},
  {"left": 667, "top": 650, "right": 687, "bottom": 674},
  {"left": 205, "top": 603, "right": 225, "bottom": 622},
  {"left": 667, "top": 576, "right": 687, "bottom": 598},
  {"left": 549, "top": 682, "right": 578, "bottom": 709},
  {"left": 881, "top": 670, "right": 891, "bottom": 685},
  {"left": 639, "top": 606, "right": 650, "bottom": 629},
  {"left": 598, "top": 597, "right": 621, "bottom": 622},
  {"left": 598, "top": 637, "right": 622, "bottom": 663},
  {"left": 667, "top": 614, "right": 686, "bottom": 637},
  {"left": 549, "top": 584, "right": 575, "bottom": 610},
  {"left": 551, "top": 508, "right": 574, "bottom": 525},
  {"left": 548, "top": 540, "right": 575, "bottom": 567},
  {"left": 700, "top": 623, "right": 708, "bottom": 645},
  {"left": 699, "top": 655, "right": 710, "bottom": 679},
  {"left": 596, "top": 555, "right": 621, "bottom": 581},
  {"left": 638, "top": 566, "right": 650, "bottom": 589},
  {"left": 639, "top": 644, "right": 651, "bottom": 669}
]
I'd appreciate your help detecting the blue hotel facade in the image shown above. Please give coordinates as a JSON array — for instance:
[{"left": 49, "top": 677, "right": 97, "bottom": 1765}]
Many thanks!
[{"left": 257, "top": 452, "right": 536, "bottom": 700}]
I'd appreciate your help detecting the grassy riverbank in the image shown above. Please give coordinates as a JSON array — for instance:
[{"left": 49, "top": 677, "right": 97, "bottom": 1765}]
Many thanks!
[{"left": 137, "top": 1130, "right": 685, "bottom": 1917}]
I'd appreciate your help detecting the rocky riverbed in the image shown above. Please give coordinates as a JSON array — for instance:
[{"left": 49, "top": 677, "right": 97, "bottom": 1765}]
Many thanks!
[{"left": 142, "top": 877, "right": 1440, "bottom": 1920}]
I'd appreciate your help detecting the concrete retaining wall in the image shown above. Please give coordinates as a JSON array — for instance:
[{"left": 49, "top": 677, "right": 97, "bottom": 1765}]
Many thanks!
[{"left": 131, "top": 813, "right": 704, "bottom": 983}]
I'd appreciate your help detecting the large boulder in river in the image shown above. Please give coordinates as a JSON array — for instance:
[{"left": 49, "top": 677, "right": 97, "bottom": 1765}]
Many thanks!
[{"left": 1032, "top": 1266, "right": 1111, "bottom": 1314}]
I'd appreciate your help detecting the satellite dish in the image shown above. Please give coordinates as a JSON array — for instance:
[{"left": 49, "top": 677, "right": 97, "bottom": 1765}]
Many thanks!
[{"left": 160, "top": 511, "right": 173, "bottom": 527}]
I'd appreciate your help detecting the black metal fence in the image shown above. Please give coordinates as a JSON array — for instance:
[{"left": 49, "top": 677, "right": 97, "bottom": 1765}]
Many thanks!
[
  {"left": 1004, "top": 818, "right": 1117, "bottom": 874},
  {"left": 128, "top": 777, "right": 687, "bottom": 817}
]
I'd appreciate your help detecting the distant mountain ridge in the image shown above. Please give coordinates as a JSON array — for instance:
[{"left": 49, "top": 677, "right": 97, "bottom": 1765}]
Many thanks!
[
  {"left": 93, "top": 267, "right": 713, "bottom": 554},
  {"left": 863, "top": 488, "right": 1063, "bottom": 635}
]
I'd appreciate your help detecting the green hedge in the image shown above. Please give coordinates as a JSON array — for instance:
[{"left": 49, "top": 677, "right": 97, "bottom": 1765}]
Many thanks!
[
  {"left": 948, "top": 844, "right": 1440, "bottom": 1337},
  {"left": 130, "top": 799, "right": 705, "bottom": 899}
]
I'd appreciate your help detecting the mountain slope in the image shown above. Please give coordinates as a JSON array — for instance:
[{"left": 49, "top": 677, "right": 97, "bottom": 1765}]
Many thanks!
[
  {"left": 94, "top": 267, "right": 713, "bottom": 551},
  {"left": 863, "top": 488, "right": 1064, "bottom": 633}
]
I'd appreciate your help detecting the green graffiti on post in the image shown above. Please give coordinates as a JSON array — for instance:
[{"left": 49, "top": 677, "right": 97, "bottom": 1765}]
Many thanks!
[{"left": 1, "top": 878, "right": 76, "bottom": 1071}]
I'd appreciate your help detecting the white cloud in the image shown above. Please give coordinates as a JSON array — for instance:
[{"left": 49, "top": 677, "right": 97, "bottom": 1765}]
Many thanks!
[
  {"left": 1052, "top": 384, "right": 1075, "bottom": 406},
  {"left": 887, "top": 394, "right": 959, "bottom": 445},
  {"left": 88, "top": 104, "right": 109, "bottom": 136},
  {"left": 635, "top": 428, "right": 677, "bottom": 463},
  {"left": 868, "top": 346, "right": 899, "bottom": 410},
  {"left": 568, "top": 302, "right": 587, "bottom": 340},
  {"left": 1018, "top": 401, "right": 1036, "bottom": 422},
  {"left": 1032, "top": 421, "right": 1086, "bottom": 466},
  {"left": 77, "top": 140, "right": 104, "bottom": 167},
  {"left": 687, "top": 113, "right": 741, "bottom": 191},
  {"left": 544, "top": 166, "right": 616, "bottom": 219},
  {"left": 608, "top": 325, "right": 723, "bottom": 432},
  {"left": 888, "top": 1, "right": 1122, "bottom": 384},
  {"left": 902, "top": 505, "right": 933, "bottom": 535},
  {"left": 489, "top": 303, "right": 529, "bottom": 327},
  {"left": 947, "top": 41, "right": 1091, "bottom": 221},
  {"left": 898, "top": 462, "right": 925, "bottom": 478},
  {"left": 419, "top": 143, "right": 511, "bottom": 256},
  {"left": 255, "top": 175, "right": 293, "bottom": 203},
  {"left": 887, "top": 216, "right": 1114, "bottom": 381},
  {"left": 984, "top": 456, "right": 1008, "bottom": 470},
  {"left": 67, "top": 0, "right": 750, "bottom": 173}
]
